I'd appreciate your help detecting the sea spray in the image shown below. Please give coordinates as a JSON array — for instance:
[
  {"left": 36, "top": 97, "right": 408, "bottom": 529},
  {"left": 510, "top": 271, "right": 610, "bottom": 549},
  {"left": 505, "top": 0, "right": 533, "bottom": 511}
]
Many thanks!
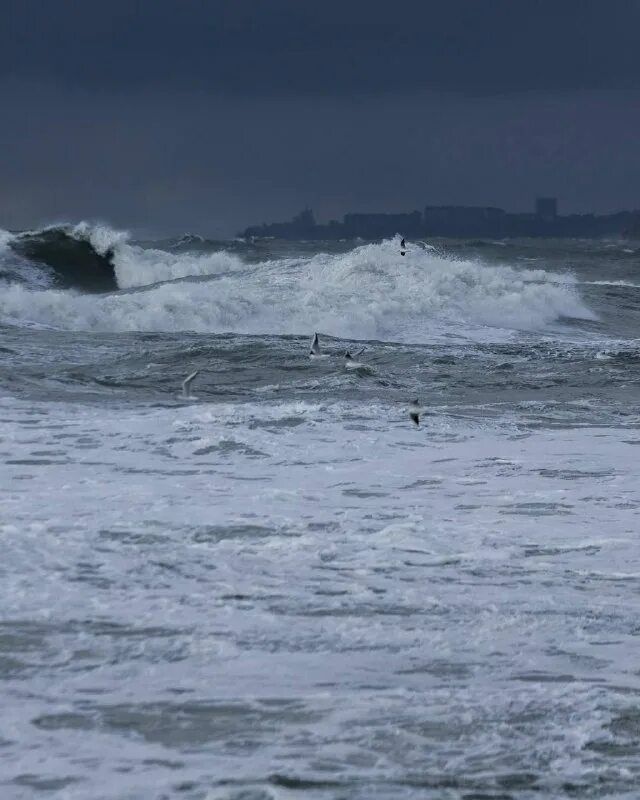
[{"left": 0, "top": 236, "right": 594, "bottom": 340}]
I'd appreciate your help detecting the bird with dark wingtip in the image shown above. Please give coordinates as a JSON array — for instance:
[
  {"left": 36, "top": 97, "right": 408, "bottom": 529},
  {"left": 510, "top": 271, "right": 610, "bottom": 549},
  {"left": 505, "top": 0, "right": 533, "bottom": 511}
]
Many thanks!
[
  {"left": 344, "top": 348, "right": 365, "bottom": 369},
  {"left": 309, "top": 332, "right": 321, "bottom": 357},
  {"left": 408, "top": 399, "right": 420, "bottom": 427}
]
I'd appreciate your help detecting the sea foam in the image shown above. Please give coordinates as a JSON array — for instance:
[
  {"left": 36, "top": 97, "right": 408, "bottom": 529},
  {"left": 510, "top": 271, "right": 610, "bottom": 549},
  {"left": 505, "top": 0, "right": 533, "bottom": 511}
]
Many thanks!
[{"left": 0, "top": 233, "right": 594, "bottom": 341}]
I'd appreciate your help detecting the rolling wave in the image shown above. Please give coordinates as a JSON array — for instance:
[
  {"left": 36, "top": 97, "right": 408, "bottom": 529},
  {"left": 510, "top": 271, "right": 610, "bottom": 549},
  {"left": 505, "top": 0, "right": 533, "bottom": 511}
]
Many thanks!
[
  {"left": 3, "top": 221, "right": 244, "bottom": 292},
  {"left": 8, "top": 223, "right": 121, "bottom": 292},
  {"left": 0, "top": 234, "right": 594, "bottom": 342}
]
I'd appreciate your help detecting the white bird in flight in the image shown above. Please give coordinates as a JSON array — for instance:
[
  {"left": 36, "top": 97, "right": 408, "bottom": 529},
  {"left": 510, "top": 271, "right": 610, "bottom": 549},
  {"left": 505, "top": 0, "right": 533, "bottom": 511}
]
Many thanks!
[{"left": 181, "top": 370, "right": 199, "bottom": 399}]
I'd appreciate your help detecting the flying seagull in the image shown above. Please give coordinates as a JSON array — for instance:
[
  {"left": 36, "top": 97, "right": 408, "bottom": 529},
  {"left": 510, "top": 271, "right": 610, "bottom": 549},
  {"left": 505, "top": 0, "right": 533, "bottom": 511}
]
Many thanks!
[
  {"left": 181, "top": 370, "right": 199, "bottom": 399},
  {"left": 344, "top": 348, "right": 365, "bottom": 368},
  {"left": 408, "top": 399, "right": 421, "bottom": 427},
  {"left": 309, "top": 332, "right": 321, "bottom": 356}
]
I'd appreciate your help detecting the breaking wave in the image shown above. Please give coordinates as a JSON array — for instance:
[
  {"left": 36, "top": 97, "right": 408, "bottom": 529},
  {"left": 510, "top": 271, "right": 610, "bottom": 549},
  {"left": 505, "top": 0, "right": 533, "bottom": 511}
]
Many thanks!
[
  {"left": 3, "top": 222, "right": 244, "bottom": 292},
  {"left": 8, "top": 223, "right": 121, "bottom": 291},
  {"left": 0, "top": 234, "right": 594, "bottom": 342}
]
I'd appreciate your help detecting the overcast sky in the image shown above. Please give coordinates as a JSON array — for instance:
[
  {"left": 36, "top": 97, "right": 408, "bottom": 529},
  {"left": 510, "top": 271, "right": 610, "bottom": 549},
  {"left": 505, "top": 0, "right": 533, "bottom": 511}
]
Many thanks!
[{"left": 2, "top": 0, "right": 640, "bottom": 236}]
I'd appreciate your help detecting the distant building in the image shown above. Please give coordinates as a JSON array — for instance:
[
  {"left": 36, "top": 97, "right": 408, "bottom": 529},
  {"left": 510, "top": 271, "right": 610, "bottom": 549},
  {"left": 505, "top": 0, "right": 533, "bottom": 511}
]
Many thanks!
[
  {"left": 423, "top": 206, "right": 505, "bottom": 237},
  {"left": 239, "top": 199, "right": 638, "bottom": 240},
  {"left": 242, "top": 207, "right": 316, "bottom": 239},
  {"left": 535, "top": 197, "right": 557, "bottom": 222},
  {"left": 292, "top": 208, "right": 316, "bottom": 231}
]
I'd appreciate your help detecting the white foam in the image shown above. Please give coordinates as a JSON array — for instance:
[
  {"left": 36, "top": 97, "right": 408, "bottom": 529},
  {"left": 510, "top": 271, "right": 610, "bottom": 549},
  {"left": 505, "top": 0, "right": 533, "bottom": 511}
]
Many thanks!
[
  {"left": 0, "top": 237, "right": 595, "bottom": 341},
  {"left": 2, "top": 221, "right": 245, "bottom": 290},
  {"left": 69, "top": 220, "right": 130, "bottom": 255},
  {"left": 0, "top": 227, "right": 56, "bottom": 289},
  {"left": 0, "top": 227, "right": 13, "bottom": 252},
  {"left": 585, "top": 279, "right": 640, "bottom": 288},
  {"left": 69, "top": 221, "right": 245, "bottom": 289},
  {"left": 2, "top": 394, "right": 640, "bottom": 792},
  {"left": 111, "top": 242, "right": 245, "bottom": 289}
]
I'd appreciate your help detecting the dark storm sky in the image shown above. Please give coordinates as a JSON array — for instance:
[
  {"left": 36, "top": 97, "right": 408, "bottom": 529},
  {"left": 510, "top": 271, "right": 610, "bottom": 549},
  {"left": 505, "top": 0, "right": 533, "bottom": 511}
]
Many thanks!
[{"left": 2, "top": 0, "right": 640, "bottom": 235}]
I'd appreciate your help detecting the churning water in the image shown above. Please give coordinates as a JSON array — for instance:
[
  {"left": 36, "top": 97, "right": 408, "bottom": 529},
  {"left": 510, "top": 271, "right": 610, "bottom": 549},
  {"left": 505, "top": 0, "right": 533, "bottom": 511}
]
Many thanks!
[{"left": 2, "top": 226, "right": 640, "bottom": 799}]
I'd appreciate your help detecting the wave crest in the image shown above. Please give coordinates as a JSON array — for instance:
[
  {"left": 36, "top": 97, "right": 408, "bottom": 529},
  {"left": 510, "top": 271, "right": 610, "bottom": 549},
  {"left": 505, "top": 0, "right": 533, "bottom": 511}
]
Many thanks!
[
  {"left": 8, "top": 223, "right": 120, "bottom": 292},
  {"left": 0, "top": 238, "right": 594, "bottom": 342},
  {"left": 3, "top": 221, "right": 245, "bottom": 292}
]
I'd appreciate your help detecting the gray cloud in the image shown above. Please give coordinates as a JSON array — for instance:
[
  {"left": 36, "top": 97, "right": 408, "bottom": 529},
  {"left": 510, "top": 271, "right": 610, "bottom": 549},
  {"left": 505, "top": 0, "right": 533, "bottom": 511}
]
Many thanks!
[
  {"left": 1, "top": 2, "right": 639, "bottom": 235},
  {"left": 3, "top": 0, "right": 640, "bottom": 96},
  {"left": 2, "top": 79, "right": 639, "bottom": 236}
]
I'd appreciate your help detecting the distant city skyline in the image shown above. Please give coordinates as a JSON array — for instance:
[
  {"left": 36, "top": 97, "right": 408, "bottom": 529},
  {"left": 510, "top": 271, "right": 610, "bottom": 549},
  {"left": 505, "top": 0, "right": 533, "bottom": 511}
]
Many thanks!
[{"left": 241, "top": 197, "right": 640, "bottom": 240}]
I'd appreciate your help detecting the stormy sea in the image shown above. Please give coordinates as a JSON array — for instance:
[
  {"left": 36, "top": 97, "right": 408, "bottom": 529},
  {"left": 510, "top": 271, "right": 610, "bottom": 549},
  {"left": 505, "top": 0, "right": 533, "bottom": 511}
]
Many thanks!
[{"left": 2, "top": 223, "right": 640, "bottom": 800}]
